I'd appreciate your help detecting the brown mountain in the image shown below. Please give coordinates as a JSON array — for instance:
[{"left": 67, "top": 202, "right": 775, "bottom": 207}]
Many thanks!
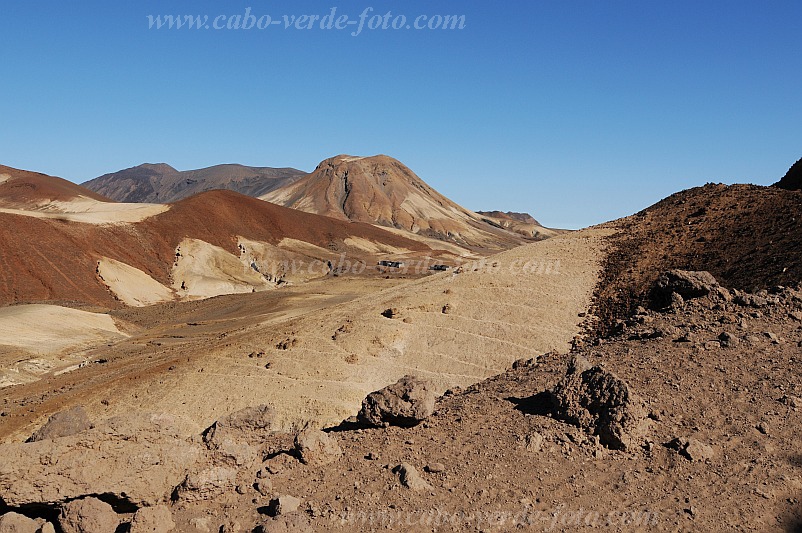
[
  {"left": 261, "top": 155, "right": 527, "bottom": 250},
  {"left": 0, "top": 165, "right": 437, "bottom": 308},
  {"left": 0, "top": 164, "right": 111, "bottom": 208},
  {"left": 774, "top": 156, "right": 802, "bottom": 191},
  {"left": 82, "top": 163, "right": 306, "bottom": 203}
]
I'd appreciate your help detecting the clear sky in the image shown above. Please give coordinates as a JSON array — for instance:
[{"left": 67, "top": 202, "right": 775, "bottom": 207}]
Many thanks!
[{"left": 1, "top": 1, "right": 800, "bottom": 228}]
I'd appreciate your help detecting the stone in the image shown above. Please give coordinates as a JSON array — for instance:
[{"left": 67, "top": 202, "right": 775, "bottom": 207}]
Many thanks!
[
  {"left": 393, "top": 463, "right": 431, "bottom": 491},
  {"left": 551, "top": 355, "right": 649, "bottom": 450},
  {"left": 718, "top": 331, "right": 738, "bottom": 348},
  {"left": 27, "top": 406, "right": 92, "bottom": 442},
  {"left": 58, "top": 497, "right": 119, "bottom": 533},
  {"left": 357, "top": 375, "right": 437, "bottom": 428},
  {"left": 524, "top": 433, "right": 544, "bottom": 453},
  {"left": 255, "top": 478, "right": 273, "bottom": 496},
  {"left": 669, "top": 437, "right": 715, "bottom": 462},
  {"left": 0, "top": 512, "right": 40, "bottom": 533},
  {"left": 129, "top": 505, "right": 176, "bottom": 533},
  {"left": 268, "top": 495, "right": 301, "bottom": 516},
  {"left": 204, "top": 405, "right": 275, "bottom": 446},
  {"left": 0, "top": 413, "right": 202, "bottom": 509},
  {"left": 177, "top": 466, "right": 238, "bottom": 502},
  {"left": 294, "top": 429, "right": 342, "bottom": 466},
  {"left": 425, "top": 462, "right": 446, "bottom": 473}
]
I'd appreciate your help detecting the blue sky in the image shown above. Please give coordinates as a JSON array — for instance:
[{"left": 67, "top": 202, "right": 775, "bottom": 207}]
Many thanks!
[{"left": 1, "top": 1, "right": 800, "bottom": 228}]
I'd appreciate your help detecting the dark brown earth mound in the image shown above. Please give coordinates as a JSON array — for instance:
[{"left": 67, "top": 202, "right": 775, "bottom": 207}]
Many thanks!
[
  {"left": 82, "top": 163, "right": 306, "bottom": 203},
  {"left": 0, "top": 189, "right": 434, "bottom": 308},
  {"left": 775, "top": 157, "right": 802, "bottom": 191},
  {"left": 593, "top": 183, "right": 802, "bottom": 333},
  {"left": 0, "top": 165, "right": 110, "bottom": 206}
]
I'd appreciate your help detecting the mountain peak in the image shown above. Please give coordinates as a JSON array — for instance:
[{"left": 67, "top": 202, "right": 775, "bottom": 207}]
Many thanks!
[{"left": 262, "top": 155, "right": 525, "bottom": 250}]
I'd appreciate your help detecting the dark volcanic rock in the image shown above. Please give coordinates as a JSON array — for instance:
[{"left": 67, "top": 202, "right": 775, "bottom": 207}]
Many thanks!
[{"left": 551, "top": 355, "right": 648, "bottom": 450}]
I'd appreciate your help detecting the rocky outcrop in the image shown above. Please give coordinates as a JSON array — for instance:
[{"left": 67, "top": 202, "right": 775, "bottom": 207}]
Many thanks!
[
  {"left": 651, "top": 270, "right": 719, "bottom": 308},
  {"left": 357, "top": 375, "right": 437, "bottom": 428},
  {"left": 0, "top": 413, "right": 202, "bottom": 510},
  {"left": 551, "top": 355, "right": 648, "bottom": 450}
]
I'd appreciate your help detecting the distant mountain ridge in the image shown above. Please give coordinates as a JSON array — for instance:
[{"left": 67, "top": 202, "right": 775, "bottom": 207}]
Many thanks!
[{"left": 82, "top": 163, "right": 306, "bottom": 203}]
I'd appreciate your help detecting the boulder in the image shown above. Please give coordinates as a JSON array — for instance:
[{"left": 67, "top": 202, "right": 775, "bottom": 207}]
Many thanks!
[
  {"left": 0, "top": 512, "right": 40, "bottom": 533},
  {"left": 27, "top": 406, "right": 92, "bottom": 442},
  {"left": 551, "top": 355, "right": 648, "bottom": 450},
  {"left": 0, "top": 413, "right": 202, "bottom": 509},
  {"left": 294, "top": 429, "right": 342, "bottom": 466},
  {"left": 58, "top": 497, "right": 119, "bottom": 533},
  {"left": 652, "top": 270, "right": 718, "bottom": 308},
  {"left": 129, "top": 505, "right": 176, "bottom": 533},
  {"left": 357, "top": 375, "right": 437, "bottom": 427}
]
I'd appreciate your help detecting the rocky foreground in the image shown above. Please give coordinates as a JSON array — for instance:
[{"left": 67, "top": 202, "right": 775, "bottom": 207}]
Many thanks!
[{"left": 1, "top": 270, "right": 801, "bottom": 532}]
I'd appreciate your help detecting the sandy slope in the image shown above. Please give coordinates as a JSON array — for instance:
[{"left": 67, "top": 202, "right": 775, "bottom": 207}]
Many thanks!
[
  {"left": 0, "top": 305, "right": 126, "bottom": 389},
  {"left": 96, "top": 258, "right": 175, "bottom": 307},
  {"left": 0, "top": 228, "right": 610, "bottom": 440},
  {"left": 0, "top": 200, "right": 169, "bottom": 224}
]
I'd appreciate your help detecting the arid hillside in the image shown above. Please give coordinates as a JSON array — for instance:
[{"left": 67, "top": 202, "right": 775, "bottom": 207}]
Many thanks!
[
  {"left": 593, "top": 183, "right": 802, "bottom": 333},
  {"left": 0, "top": 165, "right": 439, "bottom": 308}
]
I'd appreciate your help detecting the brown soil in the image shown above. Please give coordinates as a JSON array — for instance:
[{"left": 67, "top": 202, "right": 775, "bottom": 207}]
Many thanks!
[
  {"left": 592, "top": 183, "right": 802, "bottom": 335},
  {"left": 0, "top": 189, "right": 437, "bottom": 308},
  {"left": 0, "top": 165, "right": 111, "bottom": 205}
]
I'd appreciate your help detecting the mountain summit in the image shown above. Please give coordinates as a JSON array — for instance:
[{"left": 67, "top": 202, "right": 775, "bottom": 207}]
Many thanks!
[
  {"left": 261, "top": 155, "right": 526, "bottom": 249},
  {"left": 83, "top": 163, "right": 306, "bottom": 203}
]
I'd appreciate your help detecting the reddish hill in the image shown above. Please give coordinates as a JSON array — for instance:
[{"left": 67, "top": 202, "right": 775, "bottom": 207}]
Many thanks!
[
  {"left": 261, "top": 155, "right": 526, "bottom": 250},
  {"left": 0, "top": 186, "right": 435, "bottom": 308},
  {"left": 0, "top": 165, "right": 110, "bottom": 207}
]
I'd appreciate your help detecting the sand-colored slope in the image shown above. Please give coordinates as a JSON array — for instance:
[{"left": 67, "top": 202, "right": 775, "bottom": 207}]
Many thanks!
[
  {"left": 172, "top": 238, "right": 273, "bottom": 299},
  {"left": 0, "top": 305, "right": 127, "bottom": 389},
  {"left": 96, "top": 258, "right": 175, "bottom": 307},
  {"left": 8, "top": 228, "right": 610, "bottom": 436}
]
